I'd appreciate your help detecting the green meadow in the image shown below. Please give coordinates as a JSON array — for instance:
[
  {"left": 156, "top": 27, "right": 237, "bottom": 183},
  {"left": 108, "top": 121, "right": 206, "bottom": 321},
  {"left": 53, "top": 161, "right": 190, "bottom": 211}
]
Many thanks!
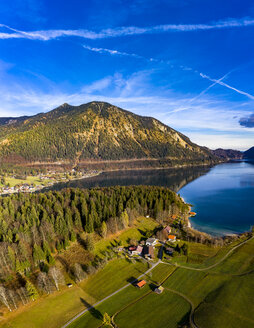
[{"left": 0, "top": 226, "right": 253, "bottom": 328}]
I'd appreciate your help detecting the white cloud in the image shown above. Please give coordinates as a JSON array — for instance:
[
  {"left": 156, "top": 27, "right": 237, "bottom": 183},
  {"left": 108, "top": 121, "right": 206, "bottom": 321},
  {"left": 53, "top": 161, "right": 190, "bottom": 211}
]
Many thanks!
[
  {"left": 0, "top": 70, "right": 253, "bottom": 150},
  {"left": 0, "top": 17, "right": 254, "bottom": 40},
  {"left": 82, "top": 44, "right": 254, "bottom": 102}
]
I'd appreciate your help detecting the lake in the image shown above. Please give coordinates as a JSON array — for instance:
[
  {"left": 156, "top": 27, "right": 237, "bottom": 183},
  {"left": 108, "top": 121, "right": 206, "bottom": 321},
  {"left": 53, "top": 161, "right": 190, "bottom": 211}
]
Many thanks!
[{"left": 48, "top": 161, "right": 254, "bottom": 236}]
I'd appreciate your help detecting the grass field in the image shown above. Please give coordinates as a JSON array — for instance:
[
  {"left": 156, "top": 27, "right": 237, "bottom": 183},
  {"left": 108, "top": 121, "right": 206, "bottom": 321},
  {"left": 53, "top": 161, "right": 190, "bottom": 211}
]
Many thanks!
[
  {"left": 0, "top": 228, "right": 253, "bottom": 328},
  {"left": 93, "top": 216, "right": 159, "bottom": 257},
  {"left": 69, "top": 285, "right": 151, "bottom": 328},
  {"left": 115, "top": 290, "right": 191, "bottom": 328},
  {"left": 0, "top": 286, "right": 95, "bottom": 328},
  {"left": 194, "top": 272, "right": 254, "bottom": 328},
  {"left": 80, "top": 258, "right": 149, "bottom": 300},
  {"left": 0, "top": 176, "right": 44, "bottom": 188}
]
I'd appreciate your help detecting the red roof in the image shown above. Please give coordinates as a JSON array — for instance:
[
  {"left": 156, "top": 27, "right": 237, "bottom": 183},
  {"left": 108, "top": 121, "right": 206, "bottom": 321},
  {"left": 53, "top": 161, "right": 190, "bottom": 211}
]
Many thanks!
[
  {"left": 137, "top": 280, "right": 146, "bottom": 288},
  {"left": 168, "top": 235, "right": 176, "bottom": 240}
]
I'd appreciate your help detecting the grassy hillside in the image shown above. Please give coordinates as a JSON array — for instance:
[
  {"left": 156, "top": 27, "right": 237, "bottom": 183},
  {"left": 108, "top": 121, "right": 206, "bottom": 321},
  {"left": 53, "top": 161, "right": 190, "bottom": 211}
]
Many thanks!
[
  {"left": 0, "top": 101, "right": 216, "bottom": 166},
  {"left": 1, "top": 233, "right": 253, "bottom": 328}
]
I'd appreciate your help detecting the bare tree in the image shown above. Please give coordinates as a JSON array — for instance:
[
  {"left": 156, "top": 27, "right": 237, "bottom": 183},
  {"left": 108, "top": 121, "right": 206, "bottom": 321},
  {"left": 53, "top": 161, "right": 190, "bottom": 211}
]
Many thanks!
[
  {"left": 0, "top": 286, "right": 12, "bottom": 311},
  {"left": 9, "top": 290, "right": 18, "bottom": 310},
  {"left": 17, "top": 288, "right": 27, "bottom": 305},
  {"left": 48, "top": 267, "right": 65, "bottom": 291},
  {"left": 72, "top": 263, "right": 87, "bottom": 282},
  {"left": 37, "top": 272, "right": 53, "bottom": 294}
]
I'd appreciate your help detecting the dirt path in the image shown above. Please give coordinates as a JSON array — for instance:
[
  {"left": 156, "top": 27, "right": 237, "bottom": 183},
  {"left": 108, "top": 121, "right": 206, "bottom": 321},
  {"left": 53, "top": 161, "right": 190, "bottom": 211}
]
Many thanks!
[
  {"left": 162, "top": 235, "right": 254, "bottom": 271},
  {"left": 163, "top": 287, "right": 198, "bottom": 328}
]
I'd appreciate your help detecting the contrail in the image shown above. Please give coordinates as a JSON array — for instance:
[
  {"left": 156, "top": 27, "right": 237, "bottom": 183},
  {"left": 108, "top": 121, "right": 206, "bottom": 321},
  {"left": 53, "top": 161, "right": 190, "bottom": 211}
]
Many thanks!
[
  {"left": 1, "top": 17, "right": 254, "bottom": 40},
  {"left": 200, "top": 73, "right": 254, "bottom": 100},
  {"left": 83, "top": 44, "right": 253, "bottom": 102}
]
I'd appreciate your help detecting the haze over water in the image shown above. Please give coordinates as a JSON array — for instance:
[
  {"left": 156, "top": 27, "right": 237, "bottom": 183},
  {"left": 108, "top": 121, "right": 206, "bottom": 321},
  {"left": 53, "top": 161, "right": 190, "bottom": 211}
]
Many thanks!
[{"left": 49, "top": 161, "right": 254, "bottom": 236}]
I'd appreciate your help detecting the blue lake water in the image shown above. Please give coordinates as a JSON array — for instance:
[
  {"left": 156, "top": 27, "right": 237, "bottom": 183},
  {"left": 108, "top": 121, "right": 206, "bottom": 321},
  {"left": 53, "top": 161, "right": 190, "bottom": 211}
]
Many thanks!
[
  {"left": 179, "top": 161, "right": 254, "bottom": 235},
  {"left": 48, "top": 161, "right": 254, "bottom": 236}
]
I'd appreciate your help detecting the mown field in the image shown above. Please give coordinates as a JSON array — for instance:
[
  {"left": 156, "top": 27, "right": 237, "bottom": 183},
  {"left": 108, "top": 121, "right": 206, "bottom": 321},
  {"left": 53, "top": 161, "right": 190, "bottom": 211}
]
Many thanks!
[
  {"left": 0, "top": 222, "right": 253, "bottom": 328},
  {"left": 0, "top": 217, "right": 156, "bottom": 328},
  {"left": 66, "top": 236, "right": 254, "bottom": 328}
]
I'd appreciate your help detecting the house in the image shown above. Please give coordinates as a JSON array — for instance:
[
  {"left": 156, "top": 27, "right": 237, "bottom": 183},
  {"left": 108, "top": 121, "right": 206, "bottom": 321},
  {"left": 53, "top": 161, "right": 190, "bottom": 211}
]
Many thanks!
[
  {"left": 129, "top": 245, "right": 143, "bottom": 256},
  {"left": 168, "top": 235, "right": 176, "bottom": 242},
  {"left": 154, "top": 286, "right": 164, "bottom": 294},
  {"left": 164, "top": 226, "right": 171, "bottom": 234},
  {"left": 144, "top": 245, "right": 154, "bottom": 259},
  {"left": 135, "top": 245, "right": 143, "bottom": 255},
  {"left": 172, "top": 214, "right": 177, "bottom": 220},
  {"left": 136, "top": 280, "right": 146, "bottom": 288},
  {"left": 189, "top": 212, "right": 196, "bottom": 216},
  {"left": 146, "top": 238, "right": 157, "bottom": 246},
  {"left": 165, "top": 247, "right": 174, "bottom": 255},
  {"left": 128, "top": 246, "right": 137, "bottom": 255}
]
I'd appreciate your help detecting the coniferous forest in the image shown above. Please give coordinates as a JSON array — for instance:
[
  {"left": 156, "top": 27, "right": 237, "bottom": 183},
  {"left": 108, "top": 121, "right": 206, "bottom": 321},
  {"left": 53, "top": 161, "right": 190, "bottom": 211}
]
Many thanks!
[{"left": 0, "top": 185, "right": 188, "bottom": 311}]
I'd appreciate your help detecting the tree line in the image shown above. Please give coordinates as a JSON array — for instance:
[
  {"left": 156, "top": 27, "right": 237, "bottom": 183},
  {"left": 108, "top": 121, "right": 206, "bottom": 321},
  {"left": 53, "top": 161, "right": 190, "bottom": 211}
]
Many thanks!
[{"left": 0, "top": 185, "right": 188, "bottom": 312}]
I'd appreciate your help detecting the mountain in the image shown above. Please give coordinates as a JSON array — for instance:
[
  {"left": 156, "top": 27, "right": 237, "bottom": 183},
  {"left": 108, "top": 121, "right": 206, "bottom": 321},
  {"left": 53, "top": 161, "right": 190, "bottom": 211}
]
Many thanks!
[
  {"left": 243, "top": 146, "right": 254, "bottom": 159},
  {"left": 0, "top": 101, "right": 217, "bottom": 168},
  {"left": 211, "top": 148, "right": 243, "bottom": 160}
]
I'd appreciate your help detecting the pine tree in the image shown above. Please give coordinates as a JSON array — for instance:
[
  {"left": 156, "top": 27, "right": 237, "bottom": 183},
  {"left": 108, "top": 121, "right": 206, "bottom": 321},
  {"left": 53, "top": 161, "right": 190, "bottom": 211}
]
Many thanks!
[
  {"left": 25, "top": 281, "right": 39, "bottom": 301},
  {"left": 100, "top": 221, "right": 107, "bottom": 238}
]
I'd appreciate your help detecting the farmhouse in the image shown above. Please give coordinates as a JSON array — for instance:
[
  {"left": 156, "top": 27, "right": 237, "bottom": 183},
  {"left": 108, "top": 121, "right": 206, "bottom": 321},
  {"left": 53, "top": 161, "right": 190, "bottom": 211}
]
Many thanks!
[
  {"left": 146, "top": 238, "right": 157, "bottom": 246},
  {"left": 128, "top": 246, "right": 137, "bottom": 255},
  {"left": 136, "top": 280, "right": 146, "bottom": 288},
  {"left": 164, "top": 226, "right": 171, "bottom": 234},
  {"left": 144, "top": 245, "right": 154, "bottom": 259},
  {"left": 154, "top": 286, "right": 164, "bottom": 294},
  {"left": 129, "top": 245, "right": 143, "bottom": 255},
  {"left": 168, "top": 235, "right": 176, "bottom": 242}
]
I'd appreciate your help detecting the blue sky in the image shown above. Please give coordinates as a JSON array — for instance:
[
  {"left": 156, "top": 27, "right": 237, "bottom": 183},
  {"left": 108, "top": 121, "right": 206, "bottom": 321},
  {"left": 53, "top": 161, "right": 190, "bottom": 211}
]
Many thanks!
[{"left": 0, "top": 0, "right": 254, "bottom": 150}]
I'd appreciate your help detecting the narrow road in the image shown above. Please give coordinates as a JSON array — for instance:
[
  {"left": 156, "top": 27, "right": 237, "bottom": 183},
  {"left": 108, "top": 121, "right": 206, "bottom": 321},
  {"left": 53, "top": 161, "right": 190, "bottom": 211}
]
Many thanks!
[
  {"left": 62, "top": 235, "right": 253, "bottom": 328},
  {"left": 164, "top": 287, "right": 198, "bottom": 328},
  {"left": 162, "top": 235, "right": 254, "bottom": 271},
  {"left": 61, "top": 260, "right": 160, "bottom": 328}
]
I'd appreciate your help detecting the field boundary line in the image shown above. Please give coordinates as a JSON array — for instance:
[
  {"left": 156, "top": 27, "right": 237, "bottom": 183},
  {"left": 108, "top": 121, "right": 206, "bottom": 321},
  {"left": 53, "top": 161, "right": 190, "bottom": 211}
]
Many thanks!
[
  {"left": 162, "top": 235, "right": 254, "bottom": 272},
  {"left": 61, "top": 261, "right": 160, "bottom": 328},
  {"left": 163, "top": 287, "right": 198, "bottom": 328}
]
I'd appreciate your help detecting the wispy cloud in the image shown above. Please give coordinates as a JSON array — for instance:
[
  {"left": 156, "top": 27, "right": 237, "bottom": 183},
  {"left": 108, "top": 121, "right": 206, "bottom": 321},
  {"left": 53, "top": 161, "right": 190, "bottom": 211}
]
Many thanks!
[
  {"left": 1, "top": 17, "right": 254, "bottom": 40},
  {"left": 200, "top": 73, "right": 254, "bottom": 100},
  {"left": 0, "top": 67, "right": 253, "bottom": 150},
  {"left": 83, "top": 44, "right": 254, "bottom": 102},
  {"left": 83, "top": 44, "right": 146, "bottom": 60}
]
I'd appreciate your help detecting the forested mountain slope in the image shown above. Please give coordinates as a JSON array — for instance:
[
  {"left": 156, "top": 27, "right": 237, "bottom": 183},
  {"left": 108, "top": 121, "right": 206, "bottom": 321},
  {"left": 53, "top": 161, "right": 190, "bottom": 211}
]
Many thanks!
[{"left": 0, "top": 102, "right": 217, "bottom": 166}]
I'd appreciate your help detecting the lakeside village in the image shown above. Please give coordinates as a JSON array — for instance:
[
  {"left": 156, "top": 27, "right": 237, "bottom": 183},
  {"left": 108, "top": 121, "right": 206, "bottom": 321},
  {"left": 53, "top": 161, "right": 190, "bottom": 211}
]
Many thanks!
[{"left": 0, "top": 169, "right": 100, "bottom": 195}]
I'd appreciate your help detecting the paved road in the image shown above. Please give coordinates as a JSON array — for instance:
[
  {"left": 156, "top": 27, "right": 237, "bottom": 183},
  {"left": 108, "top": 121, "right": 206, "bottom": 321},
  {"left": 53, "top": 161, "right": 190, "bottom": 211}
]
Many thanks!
[
  {"left": 62, "top": 235, "right": 253, "bottom": 328},
  {"left": 61, "top": 260, "right": 160, "bottom": 328}
]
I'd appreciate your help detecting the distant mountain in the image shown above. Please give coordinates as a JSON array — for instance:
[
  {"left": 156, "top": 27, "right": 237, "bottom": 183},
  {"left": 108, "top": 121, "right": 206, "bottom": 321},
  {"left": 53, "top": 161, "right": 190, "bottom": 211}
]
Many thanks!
[
  {"left": 0, "top": 116, "right": 31, "bottom": 126},
  {"left": 211, "top": 148, "right": 243, "bottom": 160},
  {"left": 0, "top": 101, "right": 217, "bottom": 168},
  {"left": 243, "top": 146, "right": 254, "bottom": 159}
]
